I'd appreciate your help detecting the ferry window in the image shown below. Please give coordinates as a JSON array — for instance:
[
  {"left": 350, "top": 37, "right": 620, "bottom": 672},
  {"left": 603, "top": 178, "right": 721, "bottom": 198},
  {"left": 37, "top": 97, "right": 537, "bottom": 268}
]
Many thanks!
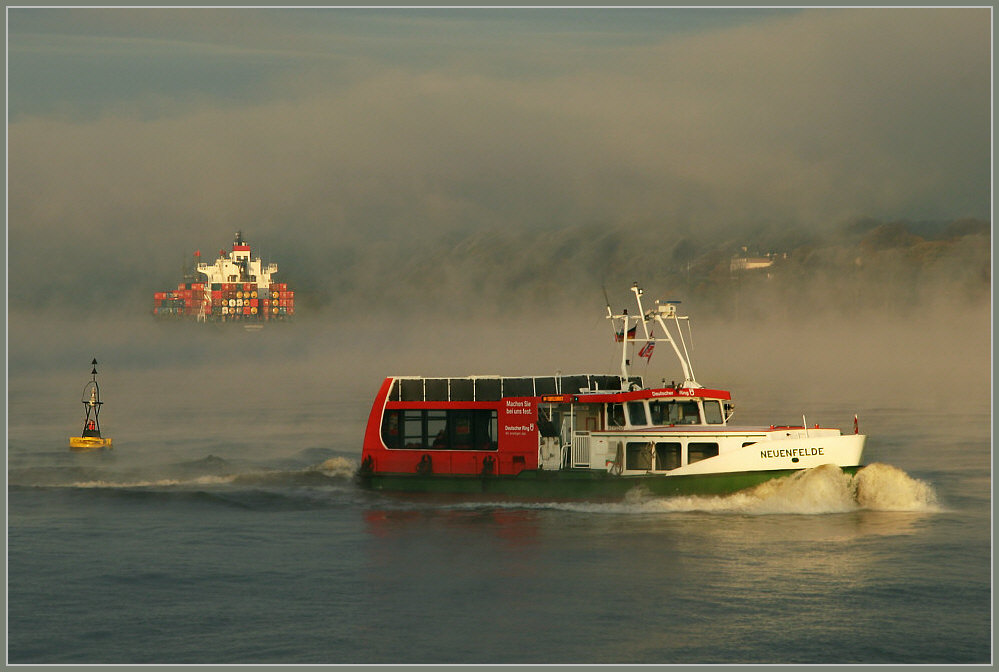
[
  {"left": 688, "top": 442, "right": 719, "bottom": 464},
  {"left": 427, "top": 411, "right": 448, "bottom": 448},
  {"left": 649, "top": 400, "right": 669, "bottom": 425},
  {"left": 627, "top": 402, "right": 648, "bottom": 426},
  {"left": 381, "top": 410, "right": 402, "bottom": 450},
  {"left": 473, "top": 410, "right": 499, "bottom": 451},
  {"left": 676, "top": 401, "right": 700, "bottom": 425},
  {"left": 608, "top": 403, "right": 626, "bottom": 427},
  {"left": 385, "top": 409, "right": 498, "bottom": 451},
  {"left": 626, "top": 442, "right": 653, "bottom": 471},
  {"left": 404, "top": 410, "right": 424, "bottom": 449},
  {"left": 450, "top": 410, "right": 474, "bottom": 450},
  {"left": 655, "top": 442, "right": 681, "bottom": 471},
  {"left": 648, "top": 400, "right": 700, "bottom": 425},
  {"left": 703, "top": 400, "right": 724, "bottom": 424}
]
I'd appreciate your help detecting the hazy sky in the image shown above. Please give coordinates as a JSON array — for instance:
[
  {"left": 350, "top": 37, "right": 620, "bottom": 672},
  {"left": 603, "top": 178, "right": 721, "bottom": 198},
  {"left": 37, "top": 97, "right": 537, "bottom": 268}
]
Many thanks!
[{"left": 6, "top": 7, "right": 991, "bottom": 311}]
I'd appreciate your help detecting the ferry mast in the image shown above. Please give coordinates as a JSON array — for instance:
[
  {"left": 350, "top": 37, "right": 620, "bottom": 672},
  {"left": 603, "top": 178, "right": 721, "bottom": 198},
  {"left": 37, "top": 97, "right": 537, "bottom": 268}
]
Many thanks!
[{"left": 606, "top": 283, "right": 700, "bottom": 389}]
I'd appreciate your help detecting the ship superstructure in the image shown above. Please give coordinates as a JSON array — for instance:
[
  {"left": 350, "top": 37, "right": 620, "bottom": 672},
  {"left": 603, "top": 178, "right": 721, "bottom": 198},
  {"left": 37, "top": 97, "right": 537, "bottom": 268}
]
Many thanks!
[{"left": 152, "top": 232, "right": 295, "bottom": 323}]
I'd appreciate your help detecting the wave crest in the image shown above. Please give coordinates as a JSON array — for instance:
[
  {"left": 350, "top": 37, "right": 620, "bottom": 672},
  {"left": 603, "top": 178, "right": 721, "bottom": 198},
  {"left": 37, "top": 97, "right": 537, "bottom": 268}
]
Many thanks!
[
  {"left": 853, "top": 462, "right": 939, "bottom": 511},
  {"left": 308, "top": 456, "right": 356, "bottom": 478}
]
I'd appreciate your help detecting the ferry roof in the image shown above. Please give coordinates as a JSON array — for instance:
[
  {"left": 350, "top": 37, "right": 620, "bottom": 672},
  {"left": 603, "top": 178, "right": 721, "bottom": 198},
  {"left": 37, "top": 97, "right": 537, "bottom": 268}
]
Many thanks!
[
  {"left": 387, "top": 374, "right": 642, "bottom": 403},
  {"left": 385, "top": 374, "right": 730, "bottom": 404}
]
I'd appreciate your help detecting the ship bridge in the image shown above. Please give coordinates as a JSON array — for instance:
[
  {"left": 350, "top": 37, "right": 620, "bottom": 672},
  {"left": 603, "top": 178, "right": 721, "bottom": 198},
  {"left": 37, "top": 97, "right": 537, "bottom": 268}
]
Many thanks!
[{"left": 197, "top": 231, "right": 278, "bottom": 287}]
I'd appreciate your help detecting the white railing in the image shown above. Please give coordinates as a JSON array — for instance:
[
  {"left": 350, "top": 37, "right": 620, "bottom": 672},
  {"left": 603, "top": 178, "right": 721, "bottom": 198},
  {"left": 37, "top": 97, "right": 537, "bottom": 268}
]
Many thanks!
[{"left": 571, "top": 432, "right": 591, "bottom": 468}]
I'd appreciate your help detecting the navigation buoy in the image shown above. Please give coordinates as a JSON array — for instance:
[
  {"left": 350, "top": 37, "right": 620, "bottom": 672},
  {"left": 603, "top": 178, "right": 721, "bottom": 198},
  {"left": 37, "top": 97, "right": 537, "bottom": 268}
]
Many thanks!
[{"left": 68, "top": 358, "right": 113, "bottom": 452}]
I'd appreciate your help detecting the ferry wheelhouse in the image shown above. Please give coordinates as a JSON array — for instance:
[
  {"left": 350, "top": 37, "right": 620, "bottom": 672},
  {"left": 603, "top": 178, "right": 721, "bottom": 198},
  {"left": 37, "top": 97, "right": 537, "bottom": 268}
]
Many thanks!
[{"left": 358, "top": 285, "right": 865, "bottom": 499}]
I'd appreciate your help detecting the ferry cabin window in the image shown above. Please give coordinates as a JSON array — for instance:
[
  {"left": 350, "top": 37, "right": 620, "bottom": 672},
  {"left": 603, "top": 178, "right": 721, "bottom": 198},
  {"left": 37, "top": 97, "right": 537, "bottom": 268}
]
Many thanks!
[
  {"left": 607, "top": 403, "right": 626, "bottom": 428},
  {"left": 688, "top": 442, "right": 719, "bottom": 464},
  {"left": 381, "top": 409, "right": 498, "bottom": 451},
  {"left": 627, "top": 402, "right": 648, "bottom": 427},
  {"left": 655, "top": 442, "right": 681, "bottom": 471},
  {"left": 428, "top": 410, "right": 448, "bottom": 448},
  {"left": 626, "top": 442, "right": 654, "bottom": 470},
  {"left": 649, "top": 400, "right": 701, "bottom": 425},
  {"left": 404, "top": 411, "right": 424, "bottom": 449},
  {"left": 703, "top": 400, "right": 724, "bottom": 424}
]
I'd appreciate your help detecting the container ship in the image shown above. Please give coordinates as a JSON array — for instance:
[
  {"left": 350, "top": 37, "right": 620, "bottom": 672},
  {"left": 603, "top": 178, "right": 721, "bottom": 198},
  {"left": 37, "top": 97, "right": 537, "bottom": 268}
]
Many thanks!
[{"left": 152, "top": 232, "right": 295, "bottom": 324}]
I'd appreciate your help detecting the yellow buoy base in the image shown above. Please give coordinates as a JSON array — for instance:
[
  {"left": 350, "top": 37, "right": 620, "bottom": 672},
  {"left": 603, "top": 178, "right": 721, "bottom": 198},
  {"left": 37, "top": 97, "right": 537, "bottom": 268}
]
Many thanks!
[{"left": 69, "top": 436, "right": 113, "bottom": 451}]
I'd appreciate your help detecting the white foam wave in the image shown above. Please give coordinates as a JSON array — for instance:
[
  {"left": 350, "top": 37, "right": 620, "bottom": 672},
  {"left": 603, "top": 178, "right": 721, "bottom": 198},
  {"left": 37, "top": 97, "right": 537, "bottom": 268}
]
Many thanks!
[
  {"left": 447, "top": 463, "right": 940, "bottom": 516},
  {"left": 309, "top": 456, "right": 357, "bottom": 477},
  {"left": 853, "top": 462, "right": 940, "bottom": 511},
  {"left": 62, "top": 456, "right": 357, "bottom": 489},
  {"left": 69, "top": 474, "right": 239, "bottom": 488}
]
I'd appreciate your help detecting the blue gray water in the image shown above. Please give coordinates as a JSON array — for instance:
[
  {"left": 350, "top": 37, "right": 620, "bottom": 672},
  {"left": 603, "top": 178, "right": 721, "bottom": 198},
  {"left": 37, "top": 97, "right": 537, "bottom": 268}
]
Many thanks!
[{"left": 7, "top": 317, "right": 992, "bottom": 664}]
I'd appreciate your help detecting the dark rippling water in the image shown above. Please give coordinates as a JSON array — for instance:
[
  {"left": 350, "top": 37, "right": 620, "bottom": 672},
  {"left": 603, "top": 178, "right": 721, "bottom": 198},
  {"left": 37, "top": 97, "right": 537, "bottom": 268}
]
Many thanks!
[{"left": 7, "top": 318, "right": 992, "bottom": 665}]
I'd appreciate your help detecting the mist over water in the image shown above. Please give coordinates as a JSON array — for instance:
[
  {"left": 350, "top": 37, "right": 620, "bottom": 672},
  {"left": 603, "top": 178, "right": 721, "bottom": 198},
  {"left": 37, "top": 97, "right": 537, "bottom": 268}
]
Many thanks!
[{"left": 7, "top": 296, "right": 991, "bottom": 663}]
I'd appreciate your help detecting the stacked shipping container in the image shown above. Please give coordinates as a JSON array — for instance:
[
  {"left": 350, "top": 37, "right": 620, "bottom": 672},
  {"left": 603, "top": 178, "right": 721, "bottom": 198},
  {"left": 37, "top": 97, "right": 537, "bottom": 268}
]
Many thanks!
[{"left": 152, "top": 282, "right": 295, "bottom": 322}]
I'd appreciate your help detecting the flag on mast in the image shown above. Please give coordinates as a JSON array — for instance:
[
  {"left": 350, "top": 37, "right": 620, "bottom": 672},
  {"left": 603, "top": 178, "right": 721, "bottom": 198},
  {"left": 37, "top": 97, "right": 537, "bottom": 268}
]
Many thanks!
[
  {"left": 638, "top": 330, "right": 655, "bottom": 360},
  {"left": 614, "top": 326, "right": 637, "bottom": 342}
]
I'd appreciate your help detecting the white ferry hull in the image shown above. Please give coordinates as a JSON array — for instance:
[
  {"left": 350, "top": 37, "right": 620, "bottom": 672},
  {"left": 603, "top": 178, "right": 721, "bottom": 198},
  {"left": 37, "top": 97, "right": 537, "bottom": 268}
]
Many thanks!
[{"left": 671, "top": 433, "right": 865, "bottom": 476}]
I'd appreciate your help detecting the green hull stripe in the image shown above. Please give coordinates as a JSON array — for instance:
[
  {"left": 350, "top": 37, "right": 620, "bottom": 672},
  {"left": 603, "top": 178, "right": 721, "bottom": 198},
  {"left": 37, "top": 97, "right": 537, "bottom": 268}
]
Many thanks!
[{"left": 357, "top": 466, "right": 862, "bottom": 500}]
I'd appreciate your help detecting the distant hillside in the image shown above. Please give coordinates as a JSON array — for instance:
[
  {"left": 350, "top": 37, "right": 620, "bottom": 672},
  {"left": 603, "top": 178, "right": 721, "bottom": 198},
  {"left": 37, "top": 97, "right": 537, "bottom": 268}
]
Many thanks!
[{"left": 293, "top": 216, "right": 990, "bottom": 319}]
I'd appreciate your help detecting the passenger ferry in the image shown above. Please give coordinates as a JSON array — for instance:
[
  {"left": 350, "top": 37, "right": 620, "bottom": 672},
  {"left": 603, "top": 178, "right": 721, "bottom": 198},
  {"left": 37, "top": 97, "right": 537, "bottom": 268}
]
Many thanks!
[{"left": 357, "top": 285, "right": 865, "bottom": 499}]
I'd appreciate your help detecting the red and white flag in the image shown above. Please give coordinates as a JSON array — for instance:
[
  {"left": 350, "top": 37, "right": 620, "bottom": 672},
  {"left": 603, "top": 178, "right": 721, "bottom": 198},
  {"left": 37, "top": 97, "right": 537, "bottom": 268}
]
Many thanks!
[{"left": 638, "top": 331, "right": 655, "bottom": 360}]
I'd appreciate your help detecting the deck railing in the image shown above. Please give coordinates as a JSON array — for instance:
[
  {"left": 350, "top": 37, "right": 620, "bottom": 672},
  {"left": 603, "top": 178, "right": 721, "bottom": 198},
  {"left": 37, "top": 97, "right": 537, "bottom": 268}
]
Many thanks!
[{"left": 571, "top": 432, "right": 591, "bottom": 468}]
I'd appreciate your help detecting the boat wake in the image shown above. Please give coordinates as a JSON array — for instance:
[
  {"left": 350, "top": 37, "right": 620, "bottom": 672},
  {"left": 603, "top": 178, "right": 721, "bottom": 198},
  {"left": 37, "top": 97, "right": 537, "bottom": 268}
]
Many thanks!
[
  {"left": 427, "top": 463, "right": 940, "bottom": 517},
  {"left": 9, "top": 455, "right": 359, "bottom": 491},
  {"left": 11, "top": 458, "right": 938, "bottom": 517},
  {"left": 667, "top": 462, "right": 939, "bottom": 514},
  {"left": 574, "top": 463, "right": 938, "bottom": 515}
]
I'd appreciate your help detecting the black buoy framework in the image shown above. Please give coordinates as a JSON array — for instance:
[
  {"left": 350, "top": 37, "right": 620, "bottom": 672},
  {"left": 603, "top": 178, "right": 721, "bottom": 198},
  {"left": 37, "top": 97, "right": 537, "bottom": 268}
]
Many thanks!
[
  {"left": 69, "top": 358, "right": 112, "bottom": 450},
  {"left": 81, "top": 358, "right": 103, "bottom": 438}
]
